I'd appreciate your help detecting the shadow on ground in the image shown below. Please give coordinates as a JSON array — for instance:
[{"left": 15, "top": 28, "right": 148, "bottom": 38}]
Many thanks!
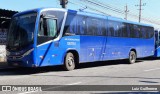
[{"left": 0, "top": 56, "right": 158, "bottom": 75}]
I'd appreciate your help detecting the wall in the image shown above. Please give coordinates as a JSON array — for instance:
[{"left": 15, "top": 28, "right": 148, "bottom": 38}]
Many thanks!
[{"left": 0, "top": 28, "right": 7, "bottom": 62}]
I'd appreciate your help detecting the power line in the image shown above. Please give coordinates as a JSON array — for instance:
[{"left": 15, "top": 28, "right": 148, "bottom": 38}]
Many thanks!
[
  {"left": 68, "top": 0, "right": 111, "bottom": 16},
  {"left": 68, "top": 0, "right": 160, "bottom": 26},
  {"left": 80, "top": 0, "right": 160, "bottom": 25}
]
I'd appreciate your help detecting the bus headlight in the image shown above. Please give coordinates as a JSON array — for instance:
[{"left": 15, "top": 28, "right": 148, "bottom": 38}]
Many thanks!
[{"left": 22, "top": 49, "right": 34, "bottom": 57}]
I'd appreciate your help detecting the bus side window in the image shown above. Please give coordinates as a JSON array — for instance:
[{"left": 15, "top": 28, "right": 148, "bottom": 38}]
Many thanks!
[
  {"left": 108, "top": 21, "right": 114, "bottom": 36},
  {"left": 122, "top": 23, "right": 127, "bottom": 37},
  {"left": 96, "top": 19, "right": 105, "bottom": 36},
  {"left": 118, "top": 23, "right": 123, "bottom": 37},
  {"left": 78, "top": 16, "right": 86, "bottom": 35},
  {"left": 46, "top": 19, "right": 57, "bottom": 37},
  {"left": 129, "top": 24, "right": 134, "bottom": 38},
  {"left": 148, "top": 27, "right": 154, "bottom": 38},
  {"left": 87, "top": 18, "right": 96, "bottom": 35},
  {"left": 141, "top": 27, "right": 147, "bottom": 38},
  {"left": 139, "top": 26, "right": 143, "bottom": 38},
  {"left": 37, "top": 18, "right": 58, "bottom": 45},
  {"left": 102, "top": 20, "right": 107, "bottom": 36},
  {"left": 99, "top": 20, "right": 106, "bottom": 36},
  {"left": 64, "top": 12, "right": 77, "bottom": 36},
  {"left": 134, "top": 25, "right": 141, "bottom": 38},
  {"left": 39, "top": 18, "right": 44, "bottom": 36},
  {"left": 114, "top": 23, "right": 118, "bottom": 37},
  {"left": 69, "top": 18, "right": 77, "bottom": 35},
  {"left": 39, "top": 18, "right": 57, "bottom": 37},
  {"left": 114, "top": 22, "right": 121, "bottom": 37}
]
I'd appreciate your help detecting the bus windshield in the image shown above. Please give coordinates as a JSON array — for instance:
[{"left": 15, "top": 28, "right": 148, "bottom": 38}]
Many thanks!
[{"left": 7, "top": 13, "right": 37, "bottom": 51}]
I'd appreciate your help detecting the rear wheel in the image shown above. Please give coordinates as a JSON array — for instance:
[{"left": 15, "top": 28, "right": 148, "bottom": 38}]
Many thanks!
[
  {"left": 64, "top": 52, "right": 75, "bottom": 71},
  {"left": 128, "top": 51, "right": 136, "bottom": 64}
]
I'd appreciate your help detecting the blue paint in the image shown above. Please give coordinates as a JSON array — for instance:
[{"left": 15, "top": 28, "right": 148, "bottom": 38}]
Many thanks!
[{"left": 6, "top": 8, "right": 155, "bottom": 67}]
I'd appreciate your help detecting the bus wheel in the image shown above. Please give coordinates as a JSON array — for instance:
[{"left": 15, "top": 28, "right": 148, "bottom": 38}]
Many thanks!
[
  {"left": 128, "top": 51, "right": 136, "bottom": 64},
  {"left": 64, "top": 52, "right": 75, "bottom": 71}
]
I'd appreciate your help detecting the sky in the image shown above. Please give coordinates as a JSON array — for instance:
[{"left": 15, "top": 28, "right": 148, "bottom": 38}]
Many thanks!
[{"left": 0, "top": 0, "right": 160, "bottom": 28}]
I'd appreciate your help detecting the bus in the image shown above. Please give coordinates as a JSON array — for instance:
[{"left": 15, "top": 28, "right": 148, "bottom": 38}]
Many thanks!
[
  {"left": 6, "top": 8, "right": 155, "bottom": 71},
  {"left": 155, "top": 29, "right": 160, "bottom": 57}
]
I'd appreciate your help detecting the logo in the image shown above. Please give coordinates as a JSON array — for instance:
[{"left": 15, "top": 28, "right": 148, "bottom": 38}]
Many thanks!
[{"left": 2, "top": 86, "right": 12, "bottom": 91}]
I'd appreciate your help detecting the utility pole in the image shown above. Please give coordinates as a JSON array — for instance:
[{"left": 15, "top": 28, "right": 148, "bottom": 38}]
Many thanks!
[
  {"left": 124, "top": 4, "right": 129, "bottom": 20},
  {"left": 60, "top": 0, "right": 68, "bottom": 8},
  {"left": 136, "top": 0, "right": 146, "bottom": 23}
]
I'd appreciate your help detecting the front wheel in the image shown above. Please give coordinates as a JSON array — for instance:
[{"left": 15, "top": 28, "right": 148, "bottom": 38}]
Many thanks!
[
  {"left": 128, "top": 51, "right": 136, "bottom": 64},
  {"left": 64, "top": 52, "right": 75, "bottom": 71}
]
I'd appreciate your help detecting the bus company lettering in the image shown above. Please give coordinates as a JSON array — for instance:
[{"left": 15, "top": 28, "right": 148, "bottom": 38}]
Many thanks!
[
  {"left": 65, "top": 38, "right": 80, "bottom": 41},
  {"left": 67, "top": 42, "right": 76, "bottom": 45}
]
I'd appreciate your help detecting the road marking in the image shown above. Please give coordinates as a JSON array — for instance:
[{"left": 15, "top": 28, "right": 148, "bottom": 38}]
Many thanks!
[
  {"left": 66, "top": 82, "right": 82, "bottom": 85},
  {"left": 144, "top": 68, "right": 160, "bottom": 72},
  {"left": 18, "top": 82, "right": 82, "bottom": 94},
  {"left": 18, "top": 91, "right": 36, "bottom": 94}
]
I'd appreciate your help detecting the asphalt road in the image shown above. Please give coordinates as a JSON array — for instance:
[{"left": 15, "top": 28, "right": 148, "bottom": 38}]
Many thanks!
[{"left": 0, "top": 57, "right": 160, "bottom": 94}]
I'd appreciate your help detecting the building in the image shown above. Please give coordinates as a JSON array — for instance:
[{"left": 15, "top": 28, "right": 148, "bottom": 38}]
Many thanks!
[{"left": 0, "top": 9, "right": 18, "bottom": 62}]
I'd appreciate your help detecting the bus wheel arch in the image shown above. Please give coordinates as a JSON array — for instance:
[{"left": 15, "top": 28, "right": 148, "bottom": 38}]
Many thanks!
[
  {"left": 128, "top": 49, "right": 137, "bottom": 64},
  {"left": 63, "top": 50, "right": 79, "bottom": 71}
]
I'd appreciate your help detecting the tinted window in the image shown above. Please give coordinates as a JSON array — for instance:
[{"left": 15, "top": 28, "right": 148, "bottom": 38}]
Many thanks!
[
  {"left": 87, "top": 18, "right": 98, "bottom": 35},
  {"left": 108, "top": 20, "right": 122, "bottom": 37},
  {"left": 44, "top": 11, "right": 65, "bottom": 33},
  {"left": 64, "top": 12, "right": 77, "bottom": 35},
  {"left": 64, "top": 14, "right": 89, "bottom": 36},
  {"left": 77, "top": 16, "right": 87, "bottom": 35},
  {"left": 128, "top": 24, "right": 134, "bottom": 38},
  {"left": 122, "top": 23, "right": 128, "bottom": 37},
  {"left": 108, "top": 21, "right": 114, "bottom": 36},
  {"left": 134, "top": 25, "right": 141, "bottom": 38},
  {"left": 147, "top": 27, "right": 154, "bottom": 38}
]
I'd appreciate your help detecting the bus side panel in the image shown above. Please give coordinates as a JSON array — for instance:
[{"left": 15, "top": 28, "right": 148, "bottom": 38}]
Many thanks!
[
  {"left": 105, "top": 37, "right": 131, "bottom": 60},
  {"left": 36, "top": 43, "right": 62, "bottom": 67},
  {"left": 79, "top": 36, "right": 154, "bottom": 62},
  {"left": 105, "top": 37, "right": 154, "bottom": 60},
  {"left": 79, "top": 36, "right": 106, "bottom": 62},
  {"left": 59, "top": 35, "right": 80, "bottom": 62},
  {"left": 142, "top": 38, "right": 154, "bottom": 57},
  {"left": 36, "top": 36, "right": 80, "bottom": 67}
]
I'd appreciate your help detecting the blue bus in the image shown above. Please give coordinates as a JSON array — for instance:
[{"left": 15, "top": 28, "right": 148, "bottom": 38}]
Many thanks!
[
  {"left": 6, "top": 8, "right": 155, "bottom": 71},
  {"left": 154, "top": 29, "right": 160, "bottom": 57}
]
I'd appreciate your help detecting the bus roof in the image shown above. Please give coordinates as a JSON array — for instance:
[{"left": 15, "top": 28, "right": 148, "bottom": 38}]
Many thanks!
[{"left": 13, "top": 7, "right": 153, "bottom": 27}]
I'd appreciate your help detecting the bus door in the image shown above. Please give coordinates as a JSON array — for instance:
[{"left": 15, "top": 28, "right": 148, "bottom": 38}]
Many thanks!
[
  {"left": 155, "top": 30, "right": 160, "bottom": 57},
  {"left": 36, "top": 16, "right": 58, "bottom": 66}
]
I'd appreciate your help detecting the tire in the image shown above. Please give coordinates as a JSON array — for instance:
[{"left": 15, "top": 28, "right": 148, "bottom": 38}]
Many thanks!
[
  {"left": 64, "top": 52, "right": 75, "bottom": 71},
  {"left": 128, "top": 51, "right": 136, "bottom": 64}
]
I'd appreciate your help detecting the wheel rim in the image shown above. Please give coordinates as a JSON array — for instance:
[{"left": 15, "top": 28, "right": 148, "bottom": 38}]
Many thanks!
[
  {"left": 67, "top": 56, "right": 74, "bottom": 67},
  {"left": 130, "top": 52, "right": 136, "bottom": 63}
]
